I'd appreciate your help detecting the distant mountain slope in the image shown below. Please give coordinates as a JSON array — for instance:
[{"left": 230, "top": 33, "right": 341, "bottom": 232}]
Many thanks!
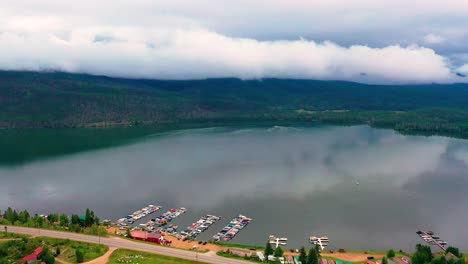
[{"left": 1, "top": 70, "right": 468, "bottom": 137}]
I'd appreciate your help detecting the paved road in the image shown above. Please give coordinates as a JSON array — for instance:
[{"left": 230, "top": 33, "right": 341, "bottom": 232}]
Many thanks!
[{"left": 4, "top": 225, "right": 251, "bottom": 264}]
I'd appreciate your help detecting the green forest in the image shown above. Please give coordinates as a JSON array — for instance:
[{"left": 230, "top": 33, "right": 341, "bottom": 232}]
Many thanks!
[{"left": 1, "top": 71, "right": 468, "bottom": 138}]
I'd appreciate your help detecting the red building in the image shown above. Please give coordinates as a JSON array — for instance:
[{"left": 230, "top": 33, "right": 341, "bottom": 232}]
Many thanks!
[
  {"left": 130, "top": 231, "right": 171, "bottom": 245},
  {"left": 21, "top": 247, "right": 43, "bottom": 264}
]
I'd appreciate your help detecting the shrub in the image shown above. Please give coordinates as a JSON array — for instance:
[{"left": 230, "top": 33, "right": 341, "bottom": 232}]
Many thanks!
[{"left": 76, "top": 249, "right": 84, "bottom": 263}]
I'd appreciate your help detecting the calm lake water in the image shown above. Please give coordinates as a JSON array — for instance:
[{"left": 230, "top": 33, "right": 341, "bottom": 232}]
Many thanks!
[{"left": 1, "top": 125, "right": 467, "bottom": 251}]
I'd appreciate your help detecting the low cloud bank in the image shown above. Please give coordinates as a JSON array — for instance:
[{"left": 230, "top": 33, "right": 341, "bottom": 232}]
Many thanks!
[{"left": 0, "top": 27, "right": 465, "bottom": 84}]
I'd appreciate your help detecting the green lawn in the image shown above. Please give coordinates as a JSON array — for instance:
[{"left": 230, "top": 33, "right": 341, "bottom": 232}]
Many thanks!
[
  {"left": 108, "top": 249, "right": 209, "bottom": 264},
  {"left": 214, "top": 241, "right": 264, "bottom": 250},
  {"left": 0, "top": 236, "right": 107, "bottom": 264},
  {"left": 0, "top": 232, "right": 29, "bottom": 239},
  {"left": 40, "top": 237, "right": 108, "bottom": 263},
  {"left": 216, "top": 250, "right": 261, "bottom": 263}
]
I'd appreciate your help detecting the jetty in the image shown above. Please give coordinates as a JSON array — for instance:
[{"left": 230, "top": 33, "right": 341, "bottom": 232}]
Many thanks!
[
  {"left": 139, "top": 207, "right": 187, "bottom": 231},
  {"left": 212, "top": 214, "right": 252, "bottom": 242},
  {"left": 115, "top": 204, "right": 161, "bottom": 226},
  {"left": 181, "top": 214, "right": 221, "bottom": 240},
  {"left": 268, "top": 235, "right": 288, "bottom": 248},
  {"left": 309, "top": 235, "right": 329, "bottom": 251},
  {"left": 416, "top": 230, "right": 447, "bottom": 250}
]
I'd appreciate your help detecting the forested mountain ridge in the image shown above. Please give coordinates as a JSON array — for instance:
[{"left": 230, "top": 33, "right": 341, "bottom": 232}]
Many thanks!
[{"left": 1, "top": 70, "right": 468, "bottom": 137}]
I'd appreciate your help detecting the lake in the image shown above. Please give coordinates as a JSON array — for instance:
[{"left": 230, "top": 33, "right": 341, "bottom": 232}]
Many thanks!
[{"left": 1, "top": 125, "right": 467, "bottom": 251}]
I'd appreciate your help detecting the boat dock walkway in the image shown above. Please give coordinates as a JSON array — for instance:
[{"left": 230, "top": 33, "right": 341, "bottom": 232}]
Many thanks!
[
  {"left": 212, "top": 214, "right": 252, "bottom": 242},
  {"left": 268, "top": 235, "right": 288, "bottom": 248},
  {"left": 309, "top": 235, "right": 329, "bottom": 251},
  {"left": 180, "top": 214, "right": 221, "bottom": 240},
  {"left": 115, "top": 204, "right": 161, "bottom": 227},
  {"left": 416, "top": 230, "right": 447, "bottom": 251},
  {"left": 142, "top": 207, "right": 187, "bottom": 231}
]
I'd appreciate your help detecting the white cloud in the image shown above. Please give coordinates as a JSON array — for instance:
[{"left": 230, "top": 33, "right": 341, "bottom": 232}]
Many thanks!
[
  {"left": 458, "top": 64, "right": 468, "bottom": 75},
  {"left": 0, "top": 1, "right": 467, "bottom": 83},
  {"left": 424, "top": 34, "right": 445, "bottom": 45},
  {"left": 0, "top": 26, "right": 461, "bottom": 83}
]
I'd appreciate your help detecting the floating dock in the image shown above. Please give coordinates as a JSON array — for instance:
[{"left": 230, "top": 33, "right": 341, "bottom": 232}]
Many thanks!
[
  {"left": 268, "top": 235, "right": 288, "bottom": 248},
  {"left": 309, "top": 235, "right": 329, "bottom": 251},
  {"left": 115, "top": 204, "right": 161, "bottom": 226},
  {"left": 140, "top": 207, "right": 187, "bottom": 231},
  {"left": 181, "top": 214, "right": 221, "bottom": 240},
  {"left": 212, "top": 214, "right": 252, "bottom": 242},
  {"left": 416, "top": 230, "right": 447, "bottom": 250}
]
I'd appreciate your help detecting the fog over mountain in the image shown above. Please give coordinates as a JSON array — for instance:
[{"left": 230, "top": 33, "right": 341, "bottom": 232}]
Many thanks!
[{"left": 1, "top": 0, "right": 468, "bottom": 83}]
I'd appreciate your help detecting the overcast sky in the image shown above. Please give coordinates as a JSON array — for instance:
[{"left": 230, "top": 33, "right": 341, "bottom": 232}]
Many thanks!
[{"left": 1, "top": 0, "right": 468, "bottom": 83}]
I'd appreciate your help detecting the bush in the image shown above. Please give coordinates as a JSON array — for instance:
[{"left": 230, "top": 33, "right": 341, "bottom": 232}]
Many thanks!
[
  {"left": 42, "top": 253, "right": 55, "bottom": 264},
  {"left": 387, "top": 249, "right": 396, "bottom": 258},
  {"left": 445, "top": 246, "right": 461, "bottom": 258},
  {"left": 76, "top": 249, "right": 84, "bottom": 263}
]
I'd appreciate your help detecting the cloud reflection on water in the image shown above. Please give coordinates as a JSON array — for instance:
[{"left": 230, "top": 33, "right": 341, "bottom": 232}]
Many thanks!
[{"left": 1, "top": 125, "right": 467, "bottom": 250}]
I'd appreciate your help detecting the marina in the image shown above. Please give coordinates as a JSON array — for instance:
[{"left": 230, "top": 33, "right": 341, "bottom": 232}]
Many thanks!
[
  {"left": 309, "top": 235, "right": 329, "bottom": 250},
  {"left": 141, "top": 207, "right": 187, "bottom": 231},
  {"left": 212, "top": 214, "right": 252, "bottom": 242},
  {"left": 416, "top": 230, "right": 448, "bottom": 250},
  {"left": 115, "top": 204, "right": 161, "bottom": 226},
  {"left": 180, "top": 214, "right": 221, "bottom": 240}
]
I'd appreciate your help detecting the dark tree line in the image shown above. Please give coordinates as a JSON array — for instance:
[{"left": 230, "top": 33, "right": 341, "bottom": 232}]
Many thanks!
[
  {"left": 411, "top": 244, "right": 465, "bottom": 264},
  {"left": 1, "top": 207, "right": 101, "bottom": 233},
  {"left": 265, "top": 243, "right": 320, "bottom": 264}
]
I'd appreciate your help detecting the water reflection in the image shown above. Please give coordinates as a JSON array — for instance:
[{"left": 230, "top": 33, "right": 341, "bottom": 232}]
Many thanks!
[{"left": 1, "top": 125, "right": 467, "bottom": 250}]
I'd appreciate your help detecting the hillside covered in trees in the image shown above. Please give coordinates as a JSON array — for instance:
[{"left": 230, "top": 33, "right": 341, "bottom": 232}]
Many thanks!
[{"left": 1, "top": 71, "right": 468, "bottom": 138}]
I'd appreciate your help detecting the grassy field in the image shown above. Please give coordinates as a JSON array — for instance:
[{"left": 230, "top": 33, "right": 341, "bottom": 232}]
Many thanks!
[
  {"left": 214, "top": 241, "right": 264, "bottom": 250},
  {"left": 108, "top": 249, "right": 209, "bottom": 264},
  {"left": 216, "top": 250, "right": 261, "bottom": 263},
  {"left": 0, "top": 235, "right": 107, "bottom": 264},
  {"left": 40, "top": 237, "right": 108, "bottom": 263},
  {"left": 0, "top": 232, "right": 29, "bottom": 239}
]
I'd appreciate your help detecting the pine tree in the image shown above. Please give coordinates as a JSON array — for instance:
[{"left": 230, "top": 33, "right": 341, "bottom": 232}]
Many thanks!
[
  {"left": 307, "top": 247, "right": 319, "bottom": 264},
  {"left": 265, "top": 242, "right": 274, "bottom": 257},
  {"left": 59, "top": 214, "right": 70, "bottom": 227},
  {"left": 71, "top": 214, "right": 80, "bottom": 225},
  {"left": 299, "top": 247, "right": 307, "bottom": 264},
  {"left": 274, "top": 246, "right": 284, "bottom": 257},
  {"left": 85, "top": 208, "right": 91, "bottom": 227},
  {"left": 382, "top": 257, "right": 388, "bottom": 264}
]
